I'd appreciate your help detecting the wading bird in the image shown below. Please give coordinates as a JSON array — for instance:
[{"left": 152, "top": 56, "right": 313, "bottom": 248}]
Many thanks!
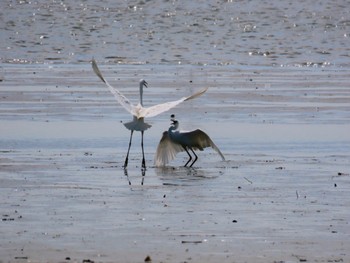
[
  {"left": 155, "top": 115, "right": 225, "bottom": 167},
  {"left": 92, "top": 59, "right": 208, "bottom": 169}
]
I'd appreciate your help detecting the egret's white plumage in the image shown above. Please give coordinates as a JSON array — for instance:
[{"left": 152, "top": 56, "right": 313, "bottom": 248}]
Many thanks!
[
  {"left": 155, "top": 115, "right": 225, "bottom": 167},
  {"left": 92, "top": 59, "right": 208, "bottom": 168}
]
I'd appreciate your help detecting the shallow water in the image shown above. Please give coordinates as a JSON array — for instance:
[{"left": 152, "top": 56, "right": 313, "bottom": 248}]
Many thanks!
[
  {"left": 1, "top": 64, "right": 350, "bottom": 262},
  {"left": 1, "top": 0, "right": 350, "bottom": 67}
]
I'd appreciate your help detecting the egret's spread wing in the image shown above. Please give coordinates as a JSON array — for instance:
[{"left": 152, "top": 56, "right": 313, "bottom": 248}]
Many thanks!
[
  {"left": 141, "top": 87, "right": 208, "bottom": 118},
  {"left": 184, "top": 87, "right": 208, "bottom": 101},
  {"left": 188, "top": 129, "right": 225, "bottom": 161},
  {"left": 155, "top": 131, "right": 184, "bottom": 167},
  {"left": 92, "top": 59, "right": 135, "bottom": 115}
]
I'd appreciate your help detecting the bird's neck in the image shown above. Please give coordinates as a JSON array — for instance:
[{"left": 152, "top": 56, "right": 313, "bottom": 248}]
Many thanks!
[
  {"left": 168, "top": 123, "right": 179, "bottom": 134},
  {"left": 168, "top": 124, "right": 181, "bottom": 144},
  {"left": 139, "top": 84, "right": 143, "bottom": 106}
]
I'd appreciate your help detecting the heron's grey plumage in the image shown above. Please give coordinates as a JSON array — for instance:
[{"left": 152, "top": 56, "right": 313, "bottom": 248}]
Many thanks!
[{"left": 155, "top": 116, "right": 225, "bottom": 167}]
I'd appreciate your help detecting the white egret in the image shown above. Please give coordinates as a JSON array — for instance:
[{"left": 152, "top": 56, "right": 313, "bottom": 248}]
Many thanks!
[
  {"left": 92, "top": 59, "right": 208, "bottom": 168},
  {"left": 155, "top": 114, "right": 225, "bottom": 167}
]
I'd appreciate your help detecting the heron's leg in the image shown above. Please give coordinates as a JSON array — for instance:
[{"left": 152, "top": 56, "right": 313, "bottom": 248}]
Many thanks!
[
  {"left": 183, "top": 147, "right": 192, "bottom": 167},
  {"left": 141, "top": 131, "right": 146, "bottom": 169},
  {"left": 124, "top": 130, "right": 134, "bottom": 168},
  {"left": 189, "top": 148, "right": 198, "bottom": 167}
]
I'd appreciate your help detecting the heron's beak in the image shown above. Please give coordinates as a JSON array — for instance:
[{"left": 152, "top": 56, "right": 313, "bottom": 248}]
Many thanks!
[
  {"left": 144, "top": 81, "right": 148, "bottom": 88},
  {"left": 171, "top": 119, "right": 178, "bottom": 126}
]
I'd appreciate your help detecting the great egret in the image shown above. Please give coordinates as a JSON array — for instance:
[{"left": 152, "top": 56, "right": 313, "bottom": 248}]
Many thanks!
[
  {"left": 91, "top": 59, "right": 208, "bottom": 168},
  {"left": 155, "top": 114, "right": 225, "bottom": 167}
]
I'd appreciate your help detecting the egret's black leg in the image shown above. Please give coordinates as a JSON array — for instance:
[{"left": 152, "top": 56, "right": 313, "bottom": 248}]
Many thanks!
[
  {"left": 183, "top": 147, "right": 192, "bottom": 167},
  {"left": 124, "top": 130, "right": 134, "bottom": 168},
  {"left": 189, "top": 148, "right": 198, "bottom": 167},
  {"left": 141, "top": 131, "right": 146, "bottom": 169}
]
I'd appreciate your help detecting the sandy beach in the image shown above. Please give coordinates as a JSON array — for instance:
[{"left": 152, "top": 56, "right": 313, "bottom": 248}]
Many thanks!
[
  {"left": 1, "top": 64, "right": 349, "bottom": 263},
  {"left": 1, "top": 0, "right": 350, "bottom": 262}
]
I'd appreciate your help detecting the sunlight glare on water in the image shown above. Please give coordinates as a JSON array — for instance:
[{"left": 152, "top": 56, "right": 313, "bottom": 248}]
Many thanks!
[{"left": 1, "top": 0, "right": 350, "bottom": 67}]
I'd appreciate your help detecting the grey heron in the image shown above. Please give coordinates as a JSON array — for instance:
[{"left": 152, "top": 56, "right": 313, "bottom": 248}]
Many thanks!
[{"left": 155, "top": 115, "right": 225, "bottom": 167}]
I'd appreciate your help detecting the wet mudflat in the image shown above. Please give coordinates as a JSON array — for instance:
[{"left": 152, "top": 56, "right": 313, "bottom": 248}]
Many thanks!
[{"left": 0, "top": 64, "right": 349, "bottom": 262}]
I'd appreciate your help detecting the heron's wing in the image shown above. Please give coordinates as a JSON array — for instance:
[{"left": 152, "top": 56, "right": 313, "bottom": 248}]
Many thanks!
[
  {"left": 92, "top": 59, "right": 136, "bottom": 115},
  {"left": 140, "top": 87, "right": 208, "bottom": 118},
  {"left": 154, "top": 131, "right": 184, "bottom": 167},
  {"left": 187, "top": 129, "right": 225, "bottom": 161}
]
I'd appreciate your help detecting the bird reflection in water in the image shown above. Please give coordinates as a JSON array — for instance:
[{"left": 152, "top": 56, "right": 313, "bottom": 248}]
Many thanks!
[{"left": 123, "top": 168, "right": 146, "bottom": 186}]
